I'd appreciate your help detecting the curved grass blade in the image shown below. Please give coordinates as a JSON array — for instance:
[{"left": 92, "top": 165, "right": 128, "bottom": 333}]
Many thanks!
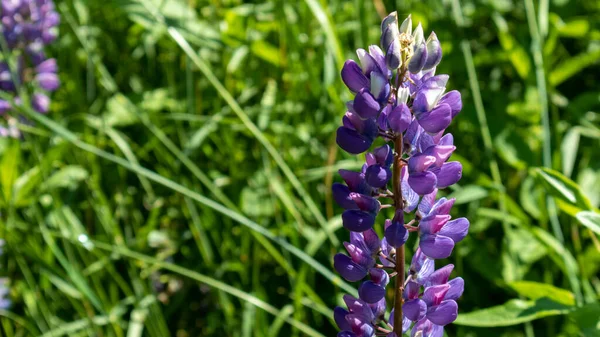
[
  {"left": 19, "top": 106, "right": 355, "bottom": 295},
  {"left": 88, "top": 240, "right": 326, "bottom": 337}
]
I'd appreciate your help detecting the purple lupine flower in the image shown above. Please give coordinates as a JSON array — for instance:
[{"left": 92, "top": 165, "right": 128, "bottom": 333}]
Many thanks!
[
  {"left": 0, "top": 0, "right": 60, "bottom": 132},
  {"left": 332, "top": 11, "right": 468, "bottom": 336}
]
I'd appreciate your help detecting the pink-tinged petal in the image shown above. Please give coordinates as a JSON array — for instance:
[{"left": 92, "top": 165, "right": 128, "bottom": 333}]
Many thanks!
[
  {"left": 419, "top": 214, "right": 451, "bottom": 235},
  {"left": 334, "top": 254, "right": 368, "bottom": 282},
  {"left": 439, "top": 217, "right": 469, "bottom": 243},
  {"left": 354, "top": 88, "right": 380, "bottom": 119},
  {"left": 404, "top": 280, "right": 421, "bottom": 300},
  {"left": 344, "top": 242, "right": 372, "bottom": 267},
  {"left": 369, "top": 268, "right": 389, "bottom": 286},
  {"left": 343, "top": 295, "right": 374, "bottom": 320},
  {"left": 438, "top": 133, "right": 454, "bottom": 146},
  {"left": 422, "top": 284, "right": 450, "bottom": 306},
  {"left": 350, "top": 193, "right": 380, "bottom": 213},
  {"left": 32, "top": 93, "right": 50, "bottom": 113},
  {"left": 424, "top": 145, "right": 456, "bottom": 167},
  {"left": 403, "top": 299, "right": 427, "bottom": 321},
  {"left": 435, "top": 162, "right": 462, "bottom": 188},
  {"left": 427, "top": 300, "right": 458, "bottom": 326},
  {"left": 419, "top": 234, "right": 454, "bottom": 259},
  {"left": 408, "top": 153, "right": 437, "bottom": 173},
  {"left": 341, "top": 60, "right": 369, "bottom": 93}
]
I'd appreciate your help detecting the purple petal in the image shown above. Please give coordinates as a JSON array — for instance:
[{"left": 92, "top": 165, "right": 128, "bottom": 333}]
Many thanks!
[
  {"left": 343, "top": 295, "right": 375, "bottom": 320},
  {"left": 358, "top": 281, "right": 386, "bottom": 303},
  {"left": 344, "top": 242, "right": 373, "bottom": 267},
  {"left": 347, "top": 314, "right": 375, "bottom": 337},
  {"left": 408, "top": 154, "right": 436, "bottom": 173},
  {"left": 368, "top": 45, "right": 388, "bottom": 75},
  {"left": 369, "top": 268, "right": 390, "bottom": 286},
  {"left": 350, "top": 193, "right": 380, "bottom": 213},
  {"left": 425, "top": 264, "right": 454, "bottom": 286},
  {"left": 403, "top": 299, "right": 427, "bottom": 321},
  {"left": 416, "top": 103, "right": 452, "bottom": 134},
  {"left": 438, "top": 133, "right": 454, "bottom": 146},
  {"left": 334, "top": 307, "right": 351, "bottom": 331},
  {"left": 354, "top": 89, "right": 380, "bottom": 119},
  {"left": 35, "top": 58, "right": 58, "bottom": 74},
  {"left": 423, "top": 32, "right": 442, "bottom": 70},
  {"left": 336, "top": 127, "right": 374, "bottom": 155},
  {"left": 370, "top": 297, "right": 387, "bottom": 318},
  {"left": 417, "top": 189, "right": 438, "bottom": 217},
  {"left": 388, "top": 103, "right": 412, "bottom": 134},
  {"left": 360, "top": 229, "right": 381, "bottom": 254},
  {"left": 446, "top": 277, "right": 465, "bottom": 301},
  {"left": 420, "top": 234, "right": 454, "bottom": 259},
  {"left": 435, "top": 162, "right": 463, "bottom": 188},
  {"left": 385, "top": 38, "right": 402, "bottom": 70},
  {"left": 32, "top": 93, "right": 50, "bottom": 113},
  {"left": 342, "top": 210, "right": 375, "bottom": 232},
  {"left": 341, "top": 60, "right": 369, "bottom": 93},
  {"left": 370, "top": 71, "right": 390, "bottom": 102},
  {"left": 339, "top": 170, "right": 370, "bottom": 194},
  {"left": 404, "top": 280, "right": 421, "bottom": 300},
  {"left": 401, "top": 167, "right": 420, "bottom": 212},
  {"left": 384, "top": 220, "right": 408, "bottom": 248},
  {"left": 334, "top": 254, "right": 368, "bottom": 282},
  {"left": 419, "top": 215, "right": 451, "bottom": 235},
  {"left": 422, "top": 284, "right": 450, "bottom": 306},
  {"left": 424, "top": 145, "right": 456, "bottom": 167},
  {"left": 408, "top": 40, "right": 428, "bottom": 73},
  {"left": 332, "top": 183, "right": 357, "bottom": 209},
  {"left": 365, "top": 165, "right": 391, "bottom": 188},
  {"left": 427, "top": 300, "right": 458, "bottom": 326},
  {"left": 36, "top": 72, "right": 60, "bottom": 91},
  {"left": 439, "top": 90, "right": 462, "bottom": 117},
  {"left": 0, "top": 100, "right": 11, "bottom": 114},
  {"left": 408, "top": 171, "right": 437, "bottom": 195},
  {"left": 337, "top": 331, "right": 356, "bottom": 337},
  {"left": 439, "top": 217, "right": 469, "bottom": 243}
]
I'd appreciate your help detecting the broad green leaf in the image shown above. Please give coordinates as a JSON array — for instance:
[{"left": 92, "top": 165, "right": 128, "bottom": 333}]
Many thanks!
[
  {"left": 550, "top": 49, "right": 600, "bottom": 86},
  {"left": 447, "top": 185, "right": 488, "bottom": 205},
  {"left": 575, "top": 211, "right": 600, "bottom": 236},
  {"left": 561, "top": 128, "right": 580, "bottom": 178},
  {"left": 508, "top": 281, "right": 575, "bottom": 306},
  {"left": 0, "top": 142, "right": 21, "bottom": 203},
  {"left": 455, "top": 298, "right": 571, "bottom": 327},
  {"left": 568, "top": 303, "right": 600, "bottom": 337},
  {"left": 535, "top": 167, "right": 593, "bottom": 210},
  {"left": 44, "top": 166, "right": 89, "bottom": 190}
]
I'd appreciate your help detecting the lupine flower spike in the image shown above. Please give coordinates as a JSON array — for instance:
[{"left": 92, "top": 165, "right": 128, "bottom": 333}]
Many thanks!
[
  {"left": 0, "top": 0, "right": 60, "bottom": 137},
  {"left": 333, "top": 12, "right": 469, "bottom": 337}
]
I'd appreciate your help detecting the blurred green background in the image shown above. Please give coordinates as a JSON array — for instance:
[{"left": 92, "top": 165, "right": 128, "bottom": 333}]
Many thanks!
[{"left": 1, "top": 0, "right": 600, "bottom": 336}]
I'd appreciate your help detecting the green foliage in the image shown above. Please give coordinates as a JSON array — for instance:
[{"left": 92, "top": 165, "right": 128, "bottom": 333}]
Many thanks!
[{"left": 0, "top": 0, "right": 599, "bottom": 336}]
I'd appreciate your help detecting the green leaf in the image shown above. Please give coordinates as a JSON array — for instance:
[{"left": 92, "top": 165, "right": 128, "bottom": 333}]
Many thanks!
[
  {"left": 44, "top": 166, "right": 89, "bottom": 190},
  {"left": 0, "top": 142, "right": 21, "bottom": 204},
  {"left": 535, "top": 167, "right": 593, "bottom": 210},
  {"left": 568, "top": 303, "right": 600, "bottom": 337},
  {"left": 455, "top": 298, "right": 571, "bottom": 327},
  {"left": 575, "top": 211, "right": 600, "bottom": 236},
  {"left": 549, "top": 49, "right": 600, "bottom": 86},
  {"left": 508, "top": 281, "right": 575, "bottom": 306},
  {"left": 448, "top": 185, "right": 489, "bottom": 205}
]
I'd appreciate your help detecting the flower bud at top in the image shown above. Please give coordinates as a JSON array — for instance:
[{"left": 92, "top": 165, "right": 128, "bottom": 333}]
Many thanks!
[
  {"left": 423, "top": 32, "right": 442, "bottom": 70},
  {"left": 399, "top": 14, "right": 412, "bottom": 35},
  {"left": 380, "top": 12, "right": 401, "bottom": 70}
]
